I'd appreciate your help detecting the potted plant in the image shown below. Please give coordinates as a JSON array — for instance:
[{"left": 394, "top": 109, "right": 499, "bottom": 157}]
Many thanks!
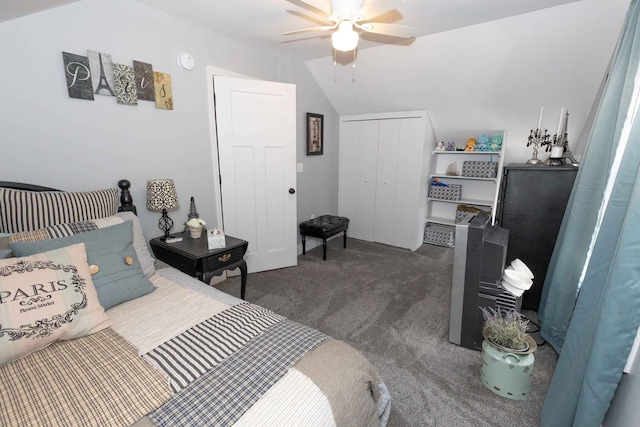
[
  {"left": 479, "top": 307, "right": 536, "bottom": 400},
  {"left": 185, "top": 217, "right": 206, "bottom": 239},
  {"left": 481, "top": 306, "right": 531, "bottom": 351}
]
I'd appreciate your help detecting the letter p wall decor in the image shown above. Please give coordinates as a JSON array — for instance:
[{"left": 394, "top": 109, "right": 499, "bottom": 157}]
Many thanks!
[{"left": 63, "top": 52, "right": 94, "bottom": 101}]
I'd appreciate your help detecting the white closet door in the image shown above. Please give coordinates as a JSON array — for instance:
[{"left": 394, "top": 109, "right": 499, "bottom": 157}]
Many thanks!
[
  {"left": 393, "top": 117, "right": 425, "bottom": 249},
  {"left": 354, "top": 120, "right": 379, "bottom": 241},
  {"left": 374, "top": 119, "right": 400, "bottom": 246},
  {"left": 339, "top": 111, "right": 431, "bottom": 251},
  {"left": 339, "top": 121, "right": 360, "bottom": 235}
]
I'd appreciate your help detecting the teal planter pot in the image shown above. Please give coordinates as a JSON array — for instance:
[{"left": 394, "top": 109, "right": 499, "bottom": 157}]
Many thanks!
[{"left": 480, "top": 336, "right": 536, "bottom": 400}]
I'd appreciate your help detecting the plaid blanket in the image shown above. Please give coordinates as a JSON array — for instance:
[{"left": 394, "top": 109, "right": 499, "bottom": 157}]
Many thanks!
[
  {"left": 0, "top": 328, "right": 171, "bottom": 427},
  {"left": 149, "top": 319, "right": 329, "bottom": 426},
  {"left": 143, "top": 303, "right": 286, "bottom": 392},
  {"left": 8, "top": 216, "right": 119, "bottom": 242}
]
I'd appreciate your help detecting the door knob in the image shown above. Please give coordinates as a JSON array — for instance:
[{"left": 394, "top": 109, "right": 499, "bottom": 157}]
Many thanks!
[{"left": 289, "top": 188, "right": 296, "bottom": 194}]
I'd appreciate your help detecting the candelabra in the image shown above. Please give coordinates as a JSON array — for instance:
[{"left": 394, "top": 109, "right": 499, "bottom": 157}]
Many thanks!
[
  {"left": 551, "top": 110, "right": 579, "bottom": 166},
  {"left": 526, "top": 128, "right": 551, "bottom": 164},
  {"left": 545, "top": 133, "right": 565, "bottom": 166}
]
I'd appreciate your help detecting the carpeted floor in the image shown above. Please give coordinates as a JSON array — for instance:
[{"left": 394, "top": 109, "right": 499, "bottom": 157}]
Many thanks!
[{"left": 214, "top": 237, "right": 558, "bottom": 426}]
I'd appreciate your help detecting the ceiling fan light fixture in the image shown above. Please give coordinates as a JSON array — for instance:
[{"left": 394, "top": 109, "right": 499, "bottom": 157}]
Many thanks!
[{"left": 332, "top": 21, "right": 359, "bottom": 52}]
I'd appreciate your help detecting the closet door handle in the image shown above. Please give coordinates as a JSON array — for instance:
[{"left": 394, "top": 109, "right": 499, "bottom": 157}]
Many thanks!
[{"left": 289, "top": 188, "right": 296, "bottom": 194}]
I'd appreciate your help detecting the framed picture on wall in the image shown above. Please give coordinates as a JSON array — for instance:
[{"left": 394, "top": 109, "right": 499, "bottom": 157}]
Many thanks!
[{"left": 307, "top": 113, "right": 324, "bottom": 155}]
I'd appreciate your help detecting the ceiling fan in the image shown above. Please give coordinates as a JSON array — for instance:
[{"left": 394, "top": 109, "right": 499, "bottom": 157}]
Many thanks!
[{"left": 282, "top": 0, "right": 415, "bottom": 52}]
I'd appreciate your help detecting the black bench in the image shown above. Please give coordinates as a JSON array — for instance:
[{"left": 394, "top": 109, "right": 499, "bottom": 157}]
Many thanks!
[{"left": 299, "top": 215, "right": 350, "bottom": 260}]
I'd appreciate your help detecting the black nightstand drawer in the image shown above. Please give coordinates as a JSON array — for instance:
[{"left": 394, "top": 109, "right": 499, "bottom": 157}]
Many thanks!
[
  {"left": 152, "top": 245, "right": 198, "bottom": 276},
  {"left": 205, "top": 246, "right": 245, "bottom": 271}
]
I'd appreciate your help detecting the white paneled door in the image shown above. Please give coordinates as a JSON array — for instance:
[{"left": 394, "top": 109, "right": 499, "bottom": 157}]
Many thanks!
[{"left": 213, "top": 76, "right": 297, "bottom": 273}]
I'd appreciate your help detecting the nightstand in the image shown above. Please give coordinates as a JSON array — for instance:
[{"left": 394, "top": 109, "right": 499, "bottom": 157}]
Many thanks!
[{"left": 149, "top": 232, "right": 249, "bottom": 300}]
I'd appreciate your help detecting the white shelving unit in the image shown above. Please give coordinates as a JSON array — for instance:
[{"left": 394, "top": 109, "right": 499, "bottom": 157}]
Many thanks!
[{"left": 424, "top": 131, "right": 506, "bottom": 244}]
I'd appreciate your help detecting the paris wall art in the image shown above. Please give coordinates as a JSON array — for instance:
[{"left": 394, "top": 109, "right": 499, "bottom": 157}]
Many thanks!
[{"left": 62, "top": 50, "right": 173, "bottom": 110}]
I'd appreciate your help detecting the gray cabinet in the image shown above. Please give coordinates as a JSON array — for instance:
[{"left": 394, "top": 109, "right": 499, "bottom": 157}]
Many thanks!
[{"left": 497, "top": 163, "right": 578, "bottom": 310}]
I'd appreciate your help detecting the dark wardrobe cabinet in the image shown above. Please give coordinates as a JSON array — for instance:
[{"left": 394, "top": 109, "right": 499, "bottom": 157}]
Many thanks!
[{"left": 497, "top": 164, "right": 578, "bottom": 310}]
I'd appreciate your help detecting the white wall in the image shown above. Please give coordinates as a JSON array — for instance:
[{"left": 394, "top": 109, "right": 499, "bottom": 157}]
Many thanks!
[
  {"left": 307, "top": 0, "right": 629, "bottom": 164},
  {"left": 0, "top": 0, "right": 338, "bottom": 243},
  {"left": 279, "top": 56, "right": 340, "bottom": 226}
]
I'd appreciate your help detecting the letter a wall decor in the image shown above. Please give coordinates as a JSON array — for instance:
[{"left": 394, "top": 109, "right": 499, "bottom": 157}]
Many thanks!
[{"left": 88, "top": 50, "right": 115, "bottom": 97}]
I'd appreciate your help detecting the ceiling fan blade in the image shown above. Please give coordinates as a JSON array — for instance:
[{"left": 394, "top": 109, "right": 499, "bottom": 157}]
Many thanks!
[
  {"left": 281, "top": 33, "right": 332, "bottom": 44},
  {"left": 357, "top": 0, "right": 399, "bottom": 20},
  {"left": 281, "top": 25, "right": 334, "bottom": 36},
  {"left": 286, "top": 0, "right": 330, "bottom": 18},
  {"left": 286, "top": 9, "right": 333, "bottom": 26},
  {"left": 360, "top": 22, "right": 414, "bottom": 39},
  {"left": 362, "top": 9, "right": 403, "bottom": 24}
]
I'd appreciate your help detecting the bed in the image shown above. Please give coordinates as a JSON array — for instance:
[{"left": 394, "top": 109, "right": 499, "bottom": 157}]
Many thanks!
[{"left": 0, "top": 180, "right": 391, "bottom": 427}]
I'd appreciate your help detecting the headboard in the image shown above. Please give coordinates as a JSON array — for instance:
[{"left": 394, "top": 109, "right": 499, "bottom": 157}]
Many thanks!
[
  {"left": 0, "top": 182, "right": 60, "bottom": 191},
  {"left": 116, "top": 179, "right": 137, "bottom": 215},
  {"left": 0, "top": 179, "right": 136, "bottom": 214},
  {"left": 0, "top": 179, "right": 138, "bottom": 235}
]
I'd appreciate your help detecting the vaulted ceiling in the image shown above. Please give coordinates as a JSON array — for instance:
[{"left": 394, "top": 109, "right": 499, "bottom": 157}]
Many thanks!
[{"left": 1, "top": 0, "right": 581, "bottom": 60}]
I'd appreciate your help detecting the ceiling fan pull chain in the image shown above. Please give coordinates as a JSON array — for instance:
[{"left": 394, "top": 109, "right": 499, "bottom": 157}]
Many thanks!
[
  {"left": 333, "top": 48, "right": 337, "bottom": 83},
  {"left": 352, "top": 49, "right": 357, "bottom": 83}
]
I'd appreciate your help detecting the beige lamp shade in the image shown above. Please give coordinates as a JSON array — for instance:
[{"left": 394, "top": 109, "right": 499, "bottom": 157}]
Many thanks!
[{"left": 146, "top": 179, "right": 179, "bottom": 211}]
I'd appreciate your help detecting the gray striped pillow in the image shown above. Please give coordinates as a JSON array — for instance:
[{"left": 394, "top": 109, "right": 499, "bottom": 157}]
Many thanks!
[{"left": 0, "top": 187, "right": 118, "bottom": 233}]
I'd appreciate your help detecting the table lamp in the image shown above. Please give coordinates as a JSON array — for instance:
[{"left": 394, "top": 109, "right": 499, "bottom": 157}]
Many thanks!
[{"left": 146, "top": 179, "right": 179, "bottom": 239}]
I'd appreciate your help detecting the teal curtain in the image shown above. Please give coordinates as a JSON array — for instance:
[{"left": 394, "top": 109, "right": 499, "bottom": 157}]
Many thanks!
[{"left": 539, "top": 0, "right": 640, "bottom": 425}]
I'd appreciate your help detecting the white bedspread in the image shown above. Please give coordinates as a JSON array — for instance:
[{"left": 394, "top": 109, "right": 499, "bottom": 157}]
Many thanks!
[{"left": 108, "top": 272, "right": 229, "bottom": 354}]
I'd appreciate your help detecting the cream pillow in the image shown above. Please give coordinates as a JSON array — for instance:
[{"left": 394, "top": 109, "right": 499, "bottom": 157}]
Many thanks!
[{"left": 0, "top": 243, "right": 112, "bottom": 366}]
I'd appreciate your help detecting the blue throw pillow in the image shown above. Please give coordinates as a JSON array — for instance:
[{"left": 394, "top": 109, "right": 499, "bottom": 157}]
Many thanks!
[
  {"left": 9, "top": 221, "right": 154, "bottom": 310},
  {"left": 0, "top": 232, "right": 11, "bottom": 258}
]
